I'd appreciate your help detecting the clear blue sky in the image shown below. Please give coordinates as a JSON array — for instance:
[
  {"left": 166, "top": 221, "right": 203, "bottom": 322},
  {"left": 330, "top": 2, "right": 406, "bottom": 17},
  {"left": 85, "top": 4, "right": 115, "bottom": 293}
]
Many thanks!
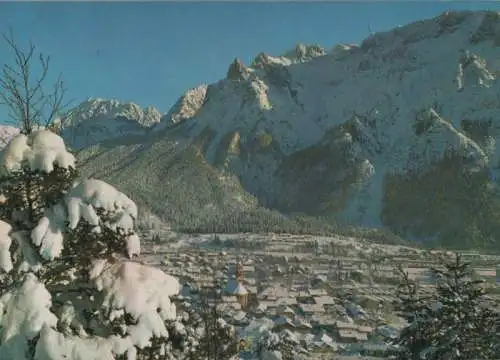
[{"left": 1, "top": 2, "right": 500, "bottom": 125}]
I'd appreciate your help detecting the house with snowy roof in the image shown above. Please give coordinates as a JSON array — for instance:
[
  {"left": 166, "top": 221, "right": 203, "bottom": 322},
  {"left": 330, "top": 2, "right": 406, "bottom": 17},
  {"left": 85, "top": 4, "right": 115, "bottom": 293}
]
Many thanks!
[
  {"left": 299, "top": 303, "right": 325, "bottom": 315},
  {"left": 294, "top": 317, "right": 313, "bottom": 334},
  {"left": 258, "top": 285, "right": 290, "bottom": 300},
  {"left": 273, "top": 316, "right": 296, "bottom": 332},
  {"left": 309, "top": 289, "right": 328, "bottom": 297},
  {"left": 310, "top": 315, "right": 338, "bottom": 332},
  {"left": 337, "top": 329, "right": 368, "bottom": 343},
  {"left": 231, "top": 310, "right": 250, "bottom": 326},
  {"left": 313, "top": 295, "right": 335, "bottom": 306},
  {"left": 309, "top": 332, "right": 341, "bottom": 352},
  {"left": 276, "top": 305, "right": 296, "bottom": 317}
]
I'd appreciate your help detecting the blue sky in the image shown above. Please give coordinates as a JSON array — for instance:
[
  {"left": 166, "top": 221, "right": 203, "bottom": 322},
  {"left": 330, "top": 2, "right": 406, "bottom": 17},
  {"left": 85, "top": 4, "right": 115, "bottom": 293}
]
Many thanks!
[{"left": 1, "top": 2, "right": 500, "bottom": 125}]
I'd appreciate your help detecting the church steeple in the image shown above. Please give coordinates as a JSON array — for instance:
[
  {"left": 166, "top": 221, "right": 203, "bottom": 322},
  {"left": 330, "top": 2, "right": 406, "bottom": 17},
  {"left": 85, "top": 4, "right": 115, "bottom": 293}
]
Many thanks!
[
  {"left": 228, "top": 257, "right": 248, "bottom": 309},
  {"left": 236, "top": 260, "right": 243, "bottom": 281}
]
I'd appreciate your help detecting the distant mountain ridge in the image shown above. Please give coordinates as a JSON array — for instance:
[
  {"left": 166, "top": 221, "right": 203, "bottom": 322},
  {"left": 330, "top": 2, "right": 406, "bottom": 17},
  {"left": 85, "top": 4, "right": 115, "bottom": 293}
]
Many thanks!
[
  {"left": 0, "top": 99, "right": 163, "bottom": 151},
  {"left": 61, "top": 98, "right": 162, "bottom": 150},
  {"left": 4, "top": 11, "right": 500, "bottom": 249}
]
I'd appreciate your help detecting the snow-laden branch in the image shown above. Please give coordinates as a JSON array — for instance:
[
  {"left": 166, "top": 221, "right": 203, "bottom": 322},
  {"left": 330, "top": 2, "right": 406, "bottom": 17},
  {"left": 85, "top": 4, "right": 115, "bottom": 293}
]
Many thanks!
[
  {"left": 0, "top": 30, "right": 69, "bottom": 134},
  {"left": 30, "top": 178, "right": 140, "bottom": 261},
  {"left": 2, "top": 130, "right": 75, "bottom": 173},
  {"left": 0, "top": 273, "right": 57, "bottom": 360},
  {"left": 35, "top": 326, "right": 116, "bottom": 360},
  {"left": 90, "top": 260, "right": 180, "bottom": 349},
  {"left": 0, "top": 221, "right": 13, "bottom": 272}
]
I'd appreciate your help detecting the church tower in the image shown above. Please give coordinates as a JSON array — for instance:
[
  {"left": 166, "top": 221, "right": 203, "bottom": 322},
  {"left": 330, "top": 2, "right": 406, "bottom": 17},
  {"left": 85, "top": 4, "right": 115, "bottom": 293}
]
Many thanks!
[
  {"left": 234, "top": 260, "right": 248, "bottom": 308},
  {"left": 236, "top": 261, "right": 243, "bottom": 281},
  {"left": 223, "top": 257, "right": 249, "bottom": 308}
]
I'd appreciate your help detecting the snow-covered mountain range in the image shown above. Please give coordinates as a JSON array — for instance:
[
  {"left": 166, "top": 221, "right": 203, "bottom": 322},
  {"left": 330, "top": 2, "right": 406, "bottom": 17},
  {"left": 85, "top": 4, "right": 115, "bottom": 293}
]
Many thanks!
[
  {"left": 61, "top": 98, "right": 162, "bottom": 150},
  {"left": 3, "top": 10, "right": 500, "bottom": 248}
]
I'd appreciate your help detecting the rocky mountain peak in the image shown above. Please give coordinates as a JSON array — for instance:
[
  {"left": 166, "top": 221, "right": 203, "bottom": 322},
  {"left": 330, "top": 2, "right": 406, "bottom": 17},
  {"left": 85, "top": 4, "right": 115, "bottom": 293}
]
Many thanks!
[
  {"left": 158, "top": 85, "right": 208, "bottom": 129},
  {"left": 60, "top": 98, "right": 163, "bottom": 150},
  {"left": 226, "top": 58, "right": 251, "bottom": 81},
  {"left": 142, "top": 106, "right": 163, "bottom": 127},
  {"left": 284, "top": 43, "right": 326, "bottom": 62},
  {"left": 251, "top": 52, "right": 292, "bottom": 69},
  {"left": 64, "top": 98, "right": 161, "bottom": 128}
]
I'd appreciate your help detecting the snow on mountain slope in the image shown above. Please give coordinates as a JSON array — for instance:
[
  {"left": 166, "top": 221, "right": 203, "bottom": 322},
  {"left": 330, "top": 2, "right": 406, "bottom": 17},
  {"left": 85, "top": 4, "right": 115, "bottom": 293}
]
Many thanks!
[
  {"left": 5, "top": 11, "right": 500, "bottom": 247},
  {"left": 183, "top": 11, "right": 496, "bottom": 157},
  {"left": 155, "top": 85, "right": 208, "bottom": 130},
  {"left": 281, "top": 43, "right": 327, "bottom": 63},
  {"left": 75, "top": 132, "right": 265, "bottom": 229},
  {"left": 61, "top": 98, "right": 162, "bottom": 150},
  {"left": 143, "top": 10, "right": 500, "bottom": 245}
]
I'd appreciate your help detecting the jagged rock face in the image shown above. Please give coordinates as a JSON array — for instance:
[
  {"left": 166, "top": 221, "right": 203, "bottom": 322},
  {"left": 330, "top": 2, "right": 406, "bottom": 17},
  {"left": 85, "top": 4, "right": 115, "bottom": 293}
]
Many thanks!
[
  {"left": 61, "top": 99, "right": 161, "bottom": 150},
  {"left": 227, "top": 58, "right": 251, "bottom": 81},
  {"left": 65, "top": 98, "right": 161, "bottom": 127},
  {"left": 141, "top": 106, "right": 163, "bottom": 127},
  {"left": 284, "top": 43, "right": 327, "bottom": 62},
  {"left": 156, "top": 85, "right": 208, "bottom": 129}
]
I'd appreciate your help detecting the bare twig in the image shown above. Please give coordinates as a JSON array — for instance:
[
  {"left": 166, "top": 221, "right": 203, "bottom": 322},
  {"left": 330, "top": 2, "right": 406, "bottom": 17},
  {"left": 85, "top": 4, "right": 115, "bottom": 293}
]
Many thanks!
[{"left": 0, "top": 28, "right": 70, "bottom": 134}]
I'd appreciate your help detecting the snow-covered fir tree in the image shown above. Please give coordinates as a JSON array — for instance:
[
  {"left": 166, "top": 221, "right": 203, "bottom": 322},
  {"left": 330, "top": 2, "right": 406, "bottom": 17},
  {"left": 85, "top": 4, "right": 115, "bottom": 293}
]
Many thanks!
[
  {"left": 185, "top": 286, "right": 239, "bottom": 360},
  {"left": 392, "top": 264, "right": 434, "bottom": 360},
  {"left": 0, "top": 130, "right": 183, "bottom": 360},
  {"left": 394, "top": 254, "right": 500, "bottom": 360},
  {"left": 254, "top": 329, "right": 308, "bottom": 360}
]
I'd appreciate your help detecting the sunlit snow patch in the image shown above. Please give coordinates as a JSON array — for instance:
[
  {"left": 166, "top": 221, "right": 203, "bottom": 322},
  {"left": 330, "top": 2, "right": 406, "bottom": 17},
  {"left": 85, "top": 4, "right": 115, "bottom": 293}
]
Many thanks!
[
  {"left": 0, "top": 221, "right": 13, "bottom": 273},
  {"left": 2, "top": 130, "right": 75, "bottom": 173},
  {"left": 31, "top": 179, "right": 140, "bottom": 261},
  {"left": 89, "top": 259, "right": 180, "bottom": 351}
]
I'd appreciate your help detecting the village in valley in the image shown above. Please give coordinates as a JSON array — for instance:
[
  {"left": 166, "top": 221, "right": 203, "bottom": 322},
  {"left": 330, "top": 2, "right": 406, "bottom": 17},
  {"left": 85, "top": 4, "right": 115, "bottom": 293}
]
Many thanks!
[{"left": 138, "top": 226, "right": 500, "bottom": 359}]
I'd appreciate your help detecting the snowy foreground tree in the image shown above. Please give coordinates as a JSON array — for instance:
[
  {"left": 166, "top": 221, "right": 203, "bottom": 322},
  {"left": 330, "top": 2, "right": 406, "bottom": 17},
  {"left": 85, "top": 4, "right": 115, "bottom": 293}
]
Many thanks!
[
  {"left": 166, "top": 290, "right": 239, "bottom": 360},
  {"left": 0, "top": 130, "right": 183, "bottom": 360},
  {"left": 394, "top": 254, "right": 500, "bottom": 360},
  {"left": 186, "top": 286, "right": 239, "bottom": 360},
  {"left": 254, "top": 329, "right": 308, "bottom": 360}
]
